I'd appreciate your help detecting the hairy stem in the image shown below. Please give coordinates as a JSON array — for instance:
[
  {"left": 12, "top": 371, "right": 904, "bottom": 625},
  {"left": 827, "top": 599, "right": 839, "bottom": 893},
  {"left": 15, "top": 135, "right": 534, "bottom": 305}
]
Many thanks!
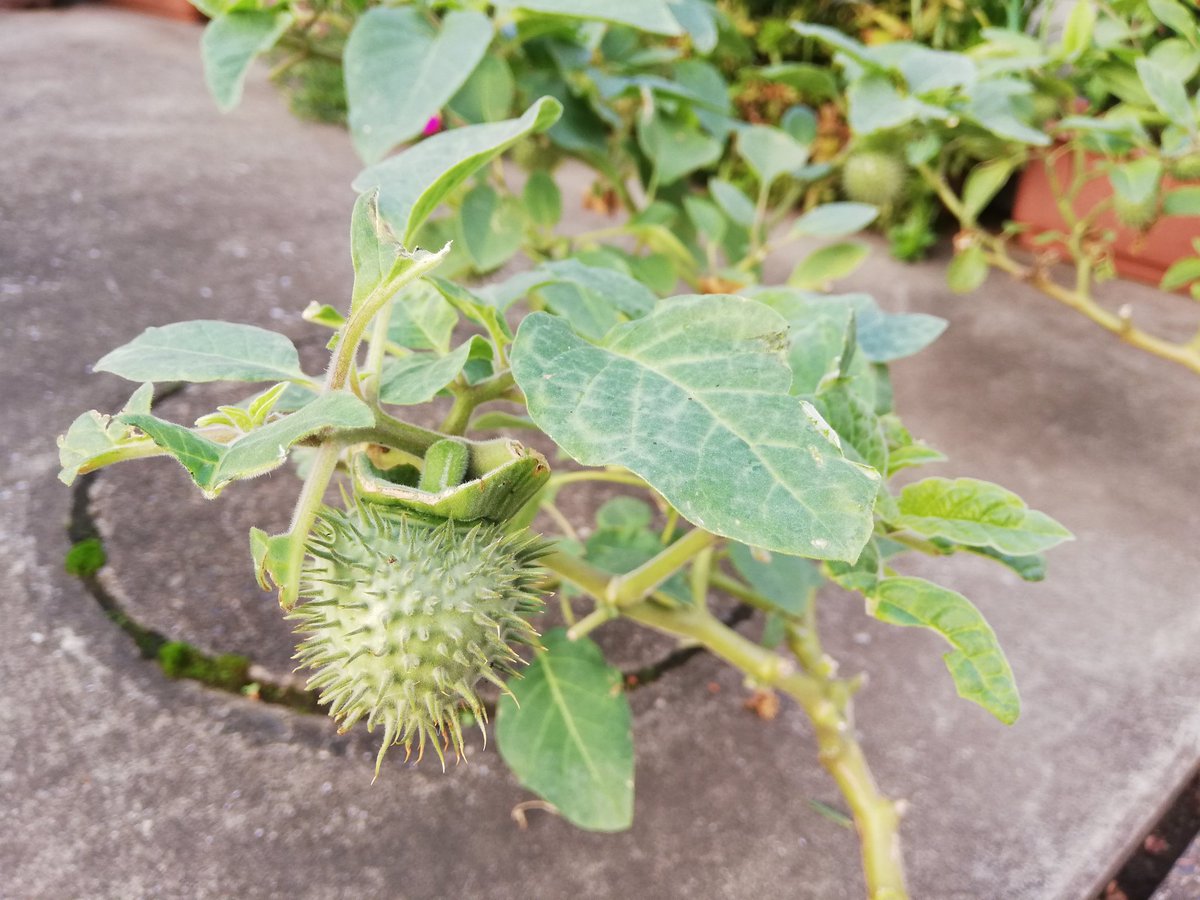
[
  {"left": 362, "top": 296, "right": 394, "bottom": 404},
  {"left": 326, "top": 251, "right": 446, "bottom": 392},
  {"left": 440, "top": 370, "right": 517, "bottom": 435},
  {"left": 280, "top": 440, "right": 342, "bottom": 609}
]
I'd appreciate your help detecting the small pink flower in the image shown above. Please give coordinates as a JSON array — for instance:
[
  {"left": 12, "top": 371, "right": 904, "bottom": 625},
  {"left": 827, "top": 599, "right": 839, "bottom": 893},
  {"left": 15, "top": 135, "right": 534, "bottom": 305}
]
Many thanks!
[{"left": 422, "top": 114, "right": 443, "bottom": 137}]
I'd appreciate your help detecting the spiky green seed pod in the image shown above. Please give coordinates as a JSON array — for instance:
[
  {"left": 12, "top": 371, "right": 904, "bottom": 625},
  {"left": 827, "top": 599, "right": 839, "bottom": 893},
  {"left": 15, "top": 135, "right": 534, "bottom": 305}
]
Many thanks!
[
  {"left": 841, "top": 151, "right": 908, "bottom": 209},
  {"left": 1168, "top": 154, "right": 1200, "bottom": 182},
  {"left": 1113, "top": 193, "right": 1159, "bottom": 230},
  {"left": 290, "top": 501, "right": 547, "bottom": 774}
]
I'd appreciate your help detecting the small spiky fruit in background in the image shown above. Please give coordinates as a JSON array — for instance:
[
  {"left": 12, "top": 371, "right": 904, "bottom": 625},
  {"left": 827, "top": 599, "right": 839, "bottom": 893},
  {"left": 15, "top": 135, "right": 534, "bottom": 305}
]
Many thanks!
[
  {"left": 841, "top": 150, "right": 908, "bottom": 210},
  {"left": 1113, "top": 192, "right": 1159, "bottom": 231},
  {"left": 290, "top": 502, "right": 547, "bottom": 774}
]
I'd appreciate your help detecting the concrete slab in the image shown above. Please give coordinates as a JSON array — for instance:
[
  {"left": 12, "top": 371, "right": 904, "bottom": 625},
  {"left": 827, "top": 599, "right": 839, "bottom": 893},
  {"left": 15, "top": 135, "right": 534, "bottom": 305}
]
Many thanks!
[{"left": 3, "top": 8, "right": 1200, "bottom": 900}]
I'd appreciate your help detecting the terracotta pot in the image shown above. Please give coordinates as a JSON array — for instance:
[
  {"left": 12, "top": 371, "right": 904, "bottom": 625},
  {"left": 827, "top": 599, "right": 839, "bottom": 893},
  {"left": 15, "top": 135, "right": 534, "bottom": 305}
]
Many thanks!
[
  {"left": 106, "top": 0, "right": 204, "bottom": 22},
  {"left": 1012, "top": 148, "right": 1200, "bottom": 292}
]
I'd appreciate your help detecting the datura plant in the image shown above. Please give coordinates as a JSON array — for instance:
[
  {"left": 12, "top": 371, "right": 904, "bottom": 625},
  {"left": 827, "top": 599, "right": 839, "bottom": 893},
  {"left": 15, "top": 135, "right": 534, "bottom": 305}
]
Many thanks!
[{"left": 58, "top": 5, "right": 1076, "bottom": 899}]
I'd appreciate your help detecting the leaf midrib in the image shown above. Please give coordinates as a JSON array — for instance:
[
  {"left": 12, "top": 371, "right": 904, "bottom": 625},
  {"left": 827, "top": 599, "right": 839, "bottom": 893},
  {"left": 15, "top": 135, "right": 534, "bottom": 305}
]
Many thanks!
[
  {"left": 571, "top": 337, "right": 854, "bottom": 535},
  {"left": 539, "top": 654, "right": 604, "bottom": 784}
]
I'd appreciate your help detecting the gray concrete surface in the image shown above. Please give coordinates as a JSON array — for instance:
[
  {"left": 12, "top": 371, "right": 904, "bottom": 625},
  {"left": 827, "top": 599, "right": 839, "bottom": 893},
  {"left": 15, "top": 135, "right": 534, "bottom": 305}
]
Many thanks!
[{"left": 3, "top": 8, "right": 1200, "bottom": 899}]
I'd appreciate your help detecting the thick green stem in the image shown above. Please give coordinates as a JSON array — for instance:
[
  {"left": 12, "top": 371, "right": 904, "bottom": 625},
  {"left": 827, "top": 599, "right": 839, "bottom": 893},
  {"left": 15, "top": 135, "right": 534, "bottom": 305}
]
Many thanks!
[
  {"left": 439, "top": 370, "right": 517, "bottom": 436},
  {"left": 280, "top": 440, "right": 341, "bottom": 609},
  {"left": 609, "top": 528, "right": 717, "bottom": 605},
  {"left": 884, "top": 531, "right": 947, "bottom": 556},
  {"left": 709, "top": 571, "right": 783, "bottom": 616},
  {"left": 625, "top": 600, "right": 908, "bottom": 899},
  {"left": 362, "top": 296, "right": 394, "bottom": 404},
  {"left": 326, "top": 251, "right": 446, "bottom": 392},
  {"left": 984, "top": 246, "right": 1200, "bottom": 374},
  {"left": 566, "top": 605, "right": 619, "bottom": 640},
  {"left": 690, "top": 545, "right": 714, "bottom": 608}
]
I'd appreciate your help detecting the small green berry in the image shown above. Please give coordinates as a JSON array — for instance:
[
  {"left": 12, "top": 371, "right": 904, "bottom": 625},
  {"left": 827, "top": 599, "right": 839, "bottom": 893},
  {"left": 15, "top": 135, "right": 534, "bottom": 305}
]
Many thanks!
[{"left": 841, "top": 151, "right": 908, "bottom": 209}]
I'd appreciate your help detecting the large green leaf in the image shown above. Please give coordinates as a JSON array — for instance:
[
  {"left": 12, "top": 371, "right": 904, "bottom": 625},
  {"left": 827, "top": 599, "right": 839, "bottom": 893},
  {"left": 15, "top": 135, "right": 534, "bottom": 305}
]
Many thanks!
[
  {"left": 668, "top": 0, "right": 719, "bottom": 53},
  {"left": 788, "top": 242, "right": 870, "bottom": 290},
  {"left": 791, "top": 22, "right": 878, "bottom": 68},
  {"left": 870, "top": 576, "right": 1020, "bottom": 724},
  {"left": 353, "top": 97, "right": 562, "bottom": 246},
  {"left": 736, "top": 125, "right": 810, "bottom": 189},
  {"left": 728, "top": 543, "right": 823, "bottom": 616},
  {"left": 379, "top": 337, "right": 487, "bottom": 405},
  {"left": 511, "top": 295, "right": 880, "bottom": 560},
  {"left": 493, "top": 0, "right": 682, "bottom": 35},
  {"left": 1110, "top": 156, "right": 1164, "bottom": 206},
  {"left": 962, "top": 80, "right": 1050, "bottom": 146},
  {"left": 754, "top": 289, "right": 946, "bottom": 366},
  {"left": 350, "top": 189, "right": 403, "bottom": 311},
  {"left": 459, "top": 184, "right": 526, "bottom": 273},
  {"left": 119, "top": 414, "right": 223, "bottom": 488},
  {"left": 120, "top": 394, "right": 373, "bottom": 497},
  {"left": 711, "top": 178, "right": 756, "bottom": 228},
  {"left": 895, "top": 477, "right": 1073, "bottom": 556},
  {"left": 201, "top": 10, "right": 293, "bottom": 112},
  {"left": 814, "top": 382, "right": 887, "bottom": 471},
  {"left": 637, "top": 112, "right": 723, "bottom": 186},
  {"left": 344, "top": 8, "right": 493, "bottom": 163},
  {"left": 523, "top": 170, "right": 562, "bottom": 229},
  {"left": 95, "top": 321, "right": 307, "bottom": 384},
  {"left": 495, "top": 629, "right": 634, "bottom": 832},
  {"left": 946, "top": 245, "right": 989, "bottom": 294},
  {"left": 387, "top": 280, "right": 458, "bottom": 354},
  {"left": 1136, "top": 57, "right": 1197, "bottom": 132},
  {"left": 961, "top": 158, "right": 1020, "bottom": 224},
  {"left": 530, "top": 259, "right": 658, "bottom": 339},
  {"left": 847, "top": 75, "right": 918, "bottom": 134},
  {"left": 1059, "top": 0, "right": 1096, "bottom": 59},
  {"left": 792, "top": 203, "right": 879, "bottom": 238},
  {"left": 448, "top": 55, "right": 516, "bottom": 124},
  {"left": 1149, "top": 0, "right": 1200, "bottom": 41}
]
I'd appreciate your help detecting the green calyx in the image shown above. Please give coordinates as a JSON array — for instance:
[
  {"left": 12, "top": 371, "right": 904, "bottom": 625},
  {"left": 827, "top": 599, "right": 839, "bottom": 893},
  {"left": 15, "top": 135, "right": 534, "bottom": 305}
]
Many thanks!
[
  {"left": 353, "top": 438, "right": 550, "bottom": 526},
  {"left": 291, "top": 501, "right": 548, "bottom": 774}
]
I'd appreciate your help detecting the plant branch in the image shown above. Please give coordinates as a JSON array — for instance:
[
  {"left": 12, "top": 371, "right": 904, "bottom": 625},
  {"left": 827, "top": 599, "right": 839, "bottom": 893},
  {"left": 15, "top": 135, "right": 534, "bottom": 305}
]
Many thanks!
[
  {"left": 279, "top": 440, "right": 341, "bottom": 609},
  {"left": 439, "top": 370, "right": 518, "bottom": 435},
  {"left": 624, "top": 599, "right": 908, "bottom": 898},
  {"left": 362, "top": 296, "right": 394, "bottom": 404},
  {"left": 608, "top": 528, "right": 717, "bottom": 605},
  {"left": 985, "top": 248, "right": 1200, "bottom": 374},
  {"left": 918, "top": 161, "right": 1200, "bottom": 375},
  {"left": 326, "top": 252, "right": 446, "bottom": 392}
]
